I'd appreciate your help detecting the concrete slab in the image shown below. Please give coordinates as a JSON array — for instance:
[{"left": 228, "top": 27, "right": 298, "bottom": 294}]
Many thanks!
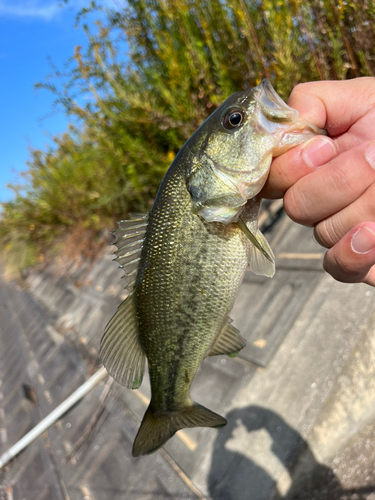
[{"left": 2, "top": 210, "right": 375, "bottom": 500}]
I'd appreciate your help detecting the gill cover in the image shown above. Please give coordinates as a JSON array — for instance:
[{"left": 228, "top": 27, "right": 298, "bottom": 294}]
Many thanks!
[{"left": 187, "top": 79, "right": 325, "bottom": 224}]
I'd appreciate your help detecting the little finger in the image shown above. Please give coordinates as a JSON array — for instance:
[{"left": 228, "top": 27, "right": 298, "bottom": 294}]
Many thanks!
[{"left": 323, "top": 222, "right": 375, "bottom": 286}]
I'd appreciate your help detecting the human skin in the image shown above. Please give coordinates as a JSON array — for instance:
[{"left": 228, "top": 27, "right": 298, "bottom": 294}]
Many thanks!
[{"left": 260, "top": 77, "right": 375, "bottom": 287}]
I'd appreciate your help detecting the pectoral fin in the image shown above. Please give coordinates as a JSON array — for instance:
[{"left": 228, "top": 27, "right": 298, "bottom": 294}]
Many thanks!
[
  {"left": 237, "top": 217, "right": 274, "bottom": 264},
  {"left": 100, "top": 294, "right": 146, "bottom": 389},
  {"left": 248, "top": 229, "right": 275, "bottom": 278},
  {"left": 208, "top": 318, "right": 246, "bottom": 357}
]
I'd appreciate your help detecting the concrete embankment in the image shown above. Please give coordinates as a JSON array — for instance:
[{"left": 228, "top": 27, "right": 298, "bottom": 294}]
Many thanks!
[{"left": 1, "top": 211, "right": 375, "bottom": 499}]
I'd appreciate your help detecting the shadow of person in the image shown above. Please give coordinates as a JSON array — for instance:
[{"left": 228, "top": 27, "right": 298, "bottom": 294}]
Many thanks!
[{"left": 208, "top": 405, "right": 375, "bottom": 500}]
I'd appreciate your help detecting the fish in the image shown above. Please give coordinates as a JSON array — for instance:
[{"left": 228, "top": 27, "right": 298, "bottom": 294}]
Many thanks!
[{"left": 100, "top": 79, "right": 325, "bottom": 457}]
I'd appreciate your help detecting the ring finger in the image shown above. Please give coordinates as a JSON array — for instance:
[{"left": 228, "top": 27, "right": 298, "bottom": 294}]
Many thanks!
[{"left": 314, "top": 181, "right": 375, "bottom": 248}]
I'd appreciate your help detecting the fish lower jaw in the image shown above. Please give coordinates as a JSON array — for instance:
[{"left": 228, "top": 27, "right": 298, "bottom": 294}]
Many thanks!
[{"left": 273, "top": 119, "right": 327, "bottom": 156}]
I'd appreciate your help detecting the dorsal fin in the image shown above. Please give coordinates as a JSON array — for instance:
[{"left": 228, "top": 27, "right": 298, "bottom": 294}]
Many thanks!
[
  {"left": 208, "top": 318, "right": 246, "bottom": 357},
  {"left": 100, "top": 293, "right": 146, "bottom": 389},
  {"left": 112, "top": 213, "right": 148, "bottom": 292}
]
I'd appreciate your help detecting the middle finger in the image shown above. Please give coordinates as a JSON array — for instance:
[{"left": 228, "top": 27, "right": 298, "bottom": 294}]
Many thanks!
[{"left": 284, "top": 142, "right": 375, "bottom": 227}]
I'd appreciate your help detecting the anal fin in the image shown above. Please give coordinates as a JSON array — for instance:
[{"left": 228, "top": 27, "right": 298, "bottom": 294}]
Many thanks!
[
  {"left": 208, "top": 318, "right": 246, "bottom": 357},
  {"left": 100, "top": 293, "right": 146, "bottom": 389}
]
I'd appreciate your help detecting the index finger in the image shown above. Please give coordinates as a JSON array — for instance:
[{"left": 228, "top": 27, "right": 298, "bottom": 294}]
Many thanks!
[
  {"left": 261, "top": 77, "right": 375, "bottom": 199},
  {"left": 261, "top": 135, "right": 337, "bottom": 199},
  {"left": 288, "top": 78, "right": 375, "bottom": 144}
]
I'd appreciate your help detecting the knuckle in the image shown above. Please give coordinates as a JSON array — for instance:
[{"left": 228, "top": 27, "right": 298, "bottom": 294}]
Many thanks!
[
  {"left": 326, "top": 162, "right": 353, "bottom": 196},
  {"left": 323, "top": 241, "right": 375, "bottom": 284},
  {"left": 323, "top": 250, "right": 360, "bottom": 283},
  {"left": 284, "top": 187, "right": 314, "bottom": 227},
  {"left": 283, "top": 189, "right": 298, "bottom": 221},
  {"left": 290, "top": 82, "right": 314, "bottom": 97},
  {"left": 361, "top": 182, "right": 375, "bottom": 219},
  {"left": 314, "top": 218, "right": 344, "bottom": 249}
]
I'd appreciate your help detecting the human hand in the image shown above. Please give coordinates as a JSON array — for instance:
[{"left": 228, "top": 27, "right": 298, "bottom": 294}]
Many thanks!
[{"left": 261, "top": 77, "right": 375, "bottom": 286}]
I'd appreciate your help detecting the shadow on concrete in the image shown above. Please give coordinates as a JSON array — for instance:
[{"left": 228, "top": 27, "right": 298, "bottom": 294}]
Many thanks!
[{"left": 208, "top": 406, "right": 375, "bottom": 500}]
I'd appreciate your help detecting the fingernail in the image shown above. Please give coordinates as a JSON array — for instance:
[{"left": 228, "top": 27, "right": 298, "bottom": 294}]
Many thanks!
[
  {"left": 302, "top": 138, "right": 336, "bottom": 169},
  {"left": 365, "top": 142, "right": 375, "bottom": 170},
  {"left": 351, "top": 226, "right": 375, "bottom": 254}
]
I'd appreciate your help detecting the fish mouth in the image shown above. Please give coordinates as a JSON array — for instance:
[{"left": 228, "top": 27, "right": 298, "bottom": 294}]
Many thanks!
[
  {"left": 254, "top": 79, "right": 326, "bottom": 151},
  {"left": 255, "top": 79, "right": 298, "bottom": 124}
]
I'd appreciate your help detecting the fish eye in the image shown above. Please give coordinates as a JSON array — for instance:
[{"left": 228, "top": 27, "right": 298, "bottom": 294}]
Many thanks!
[{"left": 222, "top": 108, "right": 245, "bottom": 131}]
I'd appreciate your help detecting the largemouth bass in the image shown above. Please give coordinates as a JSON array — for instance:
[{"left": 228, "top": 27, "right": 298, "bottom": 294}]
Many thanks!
[{"left": 100, "top": 80, "right": 325, "bottom": 457}]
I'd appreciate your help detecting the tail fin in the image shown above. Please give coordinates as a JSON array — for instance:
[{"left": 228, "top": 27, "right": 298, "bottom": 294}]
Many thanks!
[{"left": 132, "top": 403, "right": 227, "bottom": 457}]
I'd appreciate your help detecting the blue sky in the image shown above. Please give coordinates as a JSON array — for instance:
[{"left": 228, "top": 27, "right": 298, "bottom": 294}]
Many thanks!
[{"left": 0, "top": 0, "right": 115, "bottom": 203}]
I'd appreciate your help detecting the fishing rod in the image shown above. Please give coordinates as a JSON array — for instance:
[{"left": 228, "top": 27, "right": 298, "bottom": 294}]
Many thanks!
[{"left": 0, "top": 367, "right": 108, "bottom": 469}]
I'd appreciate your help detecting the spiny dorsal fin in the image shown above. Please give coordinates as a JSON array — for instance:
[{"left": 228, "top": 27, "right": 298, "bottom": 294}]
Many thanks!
[
  {"left": 248, "top": 229, "right": 275, "bottom": 278},
  {"left": 113, "top": 214, "right": 148, "bottom": 292},
  {"left": 100, "top": 294, "right": 146, "bottom": 389},
  {"left": 208, "top": 318, "right": 246, "bottom": 357}
]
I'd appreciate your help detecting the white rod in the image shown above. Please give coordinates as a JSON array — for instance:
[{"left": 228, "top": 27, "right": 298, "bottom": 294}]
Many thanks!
[{"left": 0, "top": 366, "right": 108, "bottom": 469}]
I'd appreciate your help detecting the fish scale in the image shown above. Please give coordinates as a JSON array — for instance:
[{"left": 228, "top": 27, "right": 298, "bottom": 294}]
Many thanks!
[
  {"left": 100, "top": 79, "right": 325, "bottom": 456},
  {"left": 136, "top": 185, "right": 250, "bottom": 413}
]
